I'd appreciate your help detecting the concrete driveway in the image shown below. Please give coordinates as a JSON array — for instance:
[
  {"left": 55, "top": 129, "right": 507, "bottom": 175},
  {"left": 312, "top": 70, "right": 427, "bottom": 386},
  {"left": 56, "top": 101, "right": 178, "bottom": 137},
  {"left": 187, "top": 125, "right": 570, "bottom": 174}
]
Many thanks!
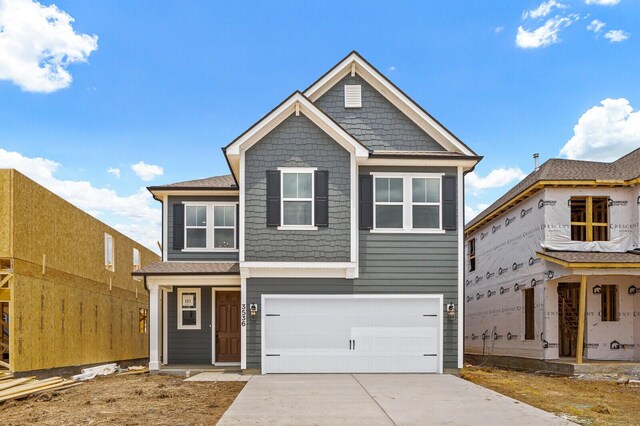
[{"left": 218, "top": 374, "right": 575, "bottom": 425}]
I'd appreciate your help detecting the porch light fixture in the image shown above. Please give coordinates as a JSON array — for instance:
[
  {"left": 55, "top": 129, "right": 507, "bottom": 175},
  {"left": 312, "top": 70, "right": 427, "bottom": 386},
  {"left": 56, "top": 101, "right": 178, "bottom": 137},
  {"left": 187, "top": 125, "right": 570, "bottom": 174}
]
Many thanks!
[
  {"left": 446, "top": 303, "right": 456, "bottom": 320},
  {"left": 629, "top": 285, "right": 637, "bottom": 295},
  {"left": 250, "top": 303, "right": 258, "bottom": 320},
  {"left": 593, "top": 285, "right": 602, "bottom": 294}
]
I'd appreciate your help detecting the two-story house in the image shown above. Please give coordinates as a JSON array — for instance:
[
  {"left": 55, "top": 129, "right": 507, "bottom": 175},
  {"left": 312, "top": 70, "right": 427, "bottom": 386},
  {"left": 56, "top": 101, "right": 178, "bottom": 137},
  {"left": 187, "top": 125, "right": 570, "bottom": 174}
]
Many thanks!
[
  {"left": 464, "top": 149, "right": 640, "bottom": 371},
  {"left": 134, "top": 52, "right": 481, "bottom": 374}
]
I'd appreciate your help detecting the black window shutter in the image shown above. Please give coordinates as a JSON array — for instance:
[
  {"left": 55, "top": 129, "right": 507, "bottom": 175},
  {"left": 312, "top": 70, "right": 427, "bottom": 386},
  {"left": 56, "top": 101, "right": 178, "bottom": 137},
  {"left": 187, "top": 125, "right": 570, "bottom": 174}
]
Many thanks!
[
  {"left": 266, "top": 170, "right": 281, "bottom": 227},
  {"left": 173, "top": 204, "right": 184, "bottom": 249},
  {"left": 359, "top": 175, "right": 373, "bottom": 230},
  {"left": 314, "top": 170, "right": 329, "bottom": 227},
  {"left": 442, "top": 175, "right": 457, "bottom": 231}
]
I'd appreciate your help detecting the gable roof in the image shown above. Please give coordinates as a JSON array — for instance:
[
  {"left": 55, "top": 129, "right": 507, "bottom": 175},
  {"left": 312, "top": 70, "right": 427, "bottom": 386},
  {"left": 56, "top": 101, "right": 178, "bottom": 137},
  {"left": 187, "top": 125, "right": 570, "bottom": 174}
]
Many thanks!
[
  {"left": 466, "top": 148, "right": 640, "bottom": 234},
  {"left": 148, "top": 174, "right": 237, "bottom": 191},
  {"left": 304, "top": 51, "right": 477, "bottom": 157}
]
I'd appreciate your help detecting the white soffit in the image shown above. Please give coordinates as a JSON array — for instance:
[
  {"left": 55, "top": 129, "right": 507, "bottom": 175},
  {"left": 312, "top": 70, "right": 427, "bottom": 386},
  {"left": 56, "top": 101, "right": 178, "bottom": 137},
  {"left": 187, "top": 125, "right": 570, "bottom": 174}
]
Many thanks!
[{"left": 304, "top": 53, "right": 476, "bottom": 157}]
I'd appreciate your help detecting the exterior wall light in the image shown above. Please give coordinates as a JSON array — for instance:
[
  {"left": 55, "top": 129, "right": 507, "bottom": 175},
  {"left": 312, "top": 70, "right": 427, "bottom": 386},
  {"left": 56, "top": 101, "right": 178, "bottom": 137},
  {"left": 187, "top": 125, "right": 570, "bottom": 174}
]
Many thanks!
[
  {"left": 446, "top": 303, "right": 456, "bottom": 319},
  {"left": 629, "top": 285, "right": 637, "bottom": 295},
  {"left": 593, "top": 285, "right": 602, "bottom": 294},
  {"left": 250, "top": 303, "right": 258, "bottom": 320}
]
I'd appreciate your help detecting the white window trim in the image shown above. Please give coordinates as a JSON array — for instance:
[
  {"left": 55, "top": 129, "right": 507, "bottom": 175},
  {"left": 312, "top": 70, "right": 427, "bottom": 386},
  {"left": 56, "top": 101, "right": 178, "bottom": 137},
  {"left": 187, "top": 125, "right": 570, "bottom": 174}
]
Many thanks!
[
  {"left": 371, "top": 172, "right": 445, "bottom": 234},
  {"left": 104, "top": 233, "right": 115, "bottom": 272},
  {"left": 182, "top": 202, "right": 239, "bottom": 252},
  {"left": 278, "top": 167, "right": 317, "bottom": 230},
  {"left": 177, "top": 287, "right": 201, "bottom": 330}
]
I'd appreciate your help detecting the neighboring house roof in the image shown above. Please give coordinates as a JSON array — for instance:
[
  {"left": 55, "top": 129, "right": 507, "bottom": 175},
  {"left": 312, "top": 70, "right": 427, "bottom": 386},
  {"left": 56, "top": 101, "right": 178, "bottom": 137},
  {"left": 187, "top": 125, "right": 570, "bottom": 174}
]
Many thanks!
[
  {"left": 304, "top": 51, "right": 478, "bottom": 157},
  {"left": 133, "top": 261, "right": 240, "bottom": 276},
  {"left": 147, "top": 174, "right": 238, "bottom": 191},
  {"left": 466, "top": 148, "right": 640, "bottom": 234},
  {"left": 537, "top": 251, "right": 640, "bottom": 268}
]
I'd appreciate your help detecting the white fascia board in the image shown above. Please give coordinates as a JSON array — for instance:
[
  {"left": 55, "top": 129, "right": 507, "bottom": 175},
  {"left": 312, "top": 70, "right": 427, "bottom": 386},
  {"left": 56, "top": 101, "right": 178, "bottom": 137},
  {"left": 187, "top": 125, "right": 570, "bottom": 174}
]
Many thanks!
[
  {"left": 240, "top": 262, "right": 357, "bottom": 279},
  {"left": 146, "top": 275, "right": 241, "bottom": 287},
  {"left": 225, "top": 93, "right": 368, "bottom": 159},
  {"left": 364, "top": 157, "right": 479, "bottom": 170},
  {"left": 304, "top": 53, "right": 475, "bottom": 156}
]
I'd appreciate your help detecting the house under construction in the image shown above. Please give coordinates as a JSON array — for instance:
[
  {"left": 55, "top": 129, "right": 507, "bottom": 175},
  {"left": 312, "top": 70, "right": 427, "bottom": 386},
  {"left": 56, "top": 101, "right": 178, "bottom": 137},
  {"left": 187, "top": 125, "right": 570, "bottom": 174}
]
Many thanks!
[{"left": 0, "top": 169, "right": 160, "bottom": 373}]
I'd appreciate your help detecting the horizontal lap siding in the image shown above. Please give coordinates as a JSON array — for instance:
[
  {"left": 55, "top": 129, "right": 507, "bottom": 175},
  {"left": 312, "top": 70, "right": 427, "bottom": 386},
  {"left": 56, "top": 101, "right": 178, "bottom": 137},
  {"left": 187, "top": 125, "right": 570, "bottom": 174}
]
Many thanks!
[
  {"left": 167, "top": 286, "right": 212, "bottom": 364},
  {"left": 167, "top": 196, "right": 239, "bottom": 262}
]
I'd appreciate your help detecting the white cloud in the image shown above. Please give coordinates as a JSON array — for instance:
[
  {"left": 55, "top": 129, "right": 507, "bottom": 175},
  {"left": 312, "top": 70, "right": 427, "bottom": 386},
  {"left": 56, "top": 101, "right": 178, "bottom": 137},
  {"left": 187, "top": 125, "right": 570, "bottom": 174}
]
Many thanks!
[
  {"left": 465, "top": 203, "right": 490, "bottom": 223},
  {"left": 585, "top": 0, "right": 620, "bottom": 5},
  {"left": 107, "top": 167, "right": 120, "bottom": 179},
  {"left": 587, "top": 19, "right": 606, "bottom": 33},
  {"left": 559, "top": 98, "right": 640, "bottom": 161},
  {"left": 523, "top": 1, "right": 567, "bottom": 20},
  {"left": 131, "top": 161, "right": 163, "bottom": 182},
  {"left": 516, "top": 15, "right": 578, "bottom": 48},
  {"left": 388, "top": 66, "right": 396, "bottom": 72},
  {"left": 0, "top": 149, "right": 160, "bottom": 250},
  {"left": 465, "top": 168, "right": 527, "bottom": 195},
  {"left": 495, "top": 26, "right": 505, "bottom": 34},
  {"left": 604, "top": 29, "right": 630, "bottom": 42},
  {"left": 0, "top": 0, "right": 98, "bottom": 93}
]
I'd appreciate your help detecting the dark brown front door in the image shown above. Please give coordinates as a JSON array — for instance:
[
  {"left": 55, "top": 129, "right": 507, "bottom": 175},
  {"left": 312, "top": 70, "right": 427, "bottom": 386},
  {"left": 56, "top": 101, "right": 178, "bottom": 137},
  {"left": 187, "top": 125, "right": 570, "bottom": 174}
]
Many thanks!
[
  {"left": 215, "top": 291, "right": 241, "bottom": 363},
  {"left": 558, "top": 283, "right": 580, "bottom": 357}
]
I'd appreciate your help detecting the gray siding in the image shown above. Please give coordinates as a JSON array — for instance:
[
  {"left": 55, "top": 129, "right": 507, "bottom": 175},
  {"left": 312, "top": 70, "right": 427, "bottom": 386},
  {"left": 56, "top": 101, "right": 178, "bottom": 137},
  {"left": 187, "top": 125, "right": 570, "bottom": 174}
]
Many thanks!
[
  {"left": 314, "top": 74, "right": 445, "bottom": 152},
  {"left": 244, "top": 114, "right": 351, "bottom": 262},
  {"left": 167, "top": 286, "right": 212, "bottom": 364},
  {"left": 167, "top": 196, "right": 239, "bottom": 261}
]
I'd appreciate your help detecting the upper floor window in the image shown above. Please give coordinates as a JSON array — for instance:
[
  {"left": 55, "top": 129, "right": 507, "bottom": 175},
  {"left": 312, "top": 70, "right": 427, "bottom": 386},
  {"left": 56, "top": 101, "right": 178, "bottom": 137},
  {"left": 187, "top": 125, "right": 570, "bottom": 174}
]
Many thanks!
[
  {"left": 373, "top": 174, "right": 443, "bottom": 232},
  {"left": 183, "top": 203, "right": 237, "bottom": 250},
  {"left": 104, "top": 233, "right": 114, "bottom": 271},
  {"left": 468, "top": 238, "right": 476, "bottom": 272},
  {"left": 281, "top": 169, "right": 314, "bottom": 227},
  {"left": 570, "top": 196, "right": 609, "bottom": 242}
]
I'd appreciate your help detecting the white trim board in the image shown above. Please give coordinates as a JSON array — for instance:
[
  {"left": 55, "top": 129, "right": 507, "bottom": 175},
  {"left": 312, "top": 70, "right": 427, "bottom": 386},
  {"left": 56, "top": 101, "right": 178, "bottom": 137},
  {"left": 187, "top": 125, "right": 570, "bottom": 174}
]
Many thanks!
[
  {"left": 304, "top": 52, "right": 475, "bottom": 157},
  {"left": 240, "top": 261, "right": 357, "bottom": 279}
]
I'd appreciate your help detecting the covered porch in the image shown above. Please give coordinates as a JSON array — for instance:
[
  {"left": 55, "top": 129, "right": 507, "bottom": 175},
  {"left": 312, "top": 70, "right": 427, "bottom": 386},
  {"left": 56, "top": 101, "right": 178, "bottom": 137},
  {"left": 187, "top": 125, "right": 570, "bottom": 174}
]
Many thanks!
[{"left": 133, "top": 262, "right": 243, "bottom": 372}]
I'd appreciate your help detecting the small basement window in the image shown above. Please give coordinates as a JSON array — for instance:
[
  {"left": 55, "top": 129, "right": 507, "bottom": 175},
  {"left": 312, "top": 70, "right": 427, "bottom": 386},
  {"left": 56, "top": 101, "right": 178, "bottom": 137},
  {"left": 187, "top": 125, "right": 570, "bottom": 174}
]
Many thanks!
[
  {"left": 104, "top": 233, "right": 114, "bottom": 272},
  {"left": 601, "top": 285, "right": 618, "bottom": 322},
  {"left": 524, "top": 288, "right": 535, "bottom": 340},
  {"left": 178, "top": 288, "right": 201, "bottom": 330},
  {"left": 344, "top": 85, "right": 362, "bottom": 108},
  {"left": 570, "top": 196, "right": 609, "bottom": 242},
  {"left": 468, "top": 238, "right": 476, "bottom": 272},
  {"left": 139, "top": 308, "right": 148, "bottom": 334}
]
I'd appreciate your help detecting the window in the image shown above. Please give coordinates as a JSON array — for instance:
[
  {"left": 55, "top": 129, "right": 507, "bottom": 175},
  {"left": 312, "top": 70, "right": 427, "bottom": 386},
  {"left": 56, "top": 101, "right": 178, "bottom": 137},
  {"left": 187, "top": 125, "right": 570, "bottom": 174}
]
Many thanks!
[
  {"left": 178, "top": 288, "right": 201, "bottom": 329},
  {"left": 570, "top": 196, "right": 609, "bottom": 241},
  {"left": 185, "top": 205, "right": 207, "bottom": 248},
  {"left": 132, "top": 248, "right": 140, "bottom": 271},
  {"left": 468, "top": 238, "right": 476, "bottom": 272},
  {"left": 601, "top": 285, "right": 618, "bottom": 322},
  {"left": 138, "top": 308, "right": 148, "bottom": 334},
  {"left": 281, "top": 170, "right": 313, "bottom": 227},
  {"left": 104, "top": 233, "right": 114, "bottom": 271},
  {"left": 182, "top": 203, "right": 237, "bottom": 250},
  {"left": 524, "top": 289, "right": 535, "bottom": 340},
  {"left": 412, "top": 177, "right": 441, "bottom": 229},
  {"left": 373, "top": 173, "right": 443, "bottom": 231}
]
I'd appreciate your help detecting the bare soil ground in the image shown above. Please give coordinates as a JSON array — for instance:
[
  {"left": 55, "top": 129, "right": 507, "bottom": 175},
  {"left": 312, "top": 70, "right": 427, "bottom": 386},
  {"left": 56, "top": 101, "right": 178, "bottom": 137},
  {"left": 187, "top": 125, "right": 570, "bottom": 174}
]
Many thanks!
[
  {"left": 0, "top": 373, "right": 244, "bottom": 425},
  {"left": 461, "top": 366, "right": 640, "bottom": 425}
]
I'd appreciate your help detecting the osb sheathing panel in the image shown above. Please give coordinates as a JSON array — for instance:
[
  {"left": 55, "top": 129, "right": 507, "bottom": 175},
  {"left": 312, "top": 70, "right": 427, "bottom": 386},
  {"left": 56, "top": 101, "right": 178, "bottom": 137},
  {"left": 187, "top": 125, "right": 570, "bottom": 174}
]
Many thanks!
[
  {"left": 0, "top": 170, "right": 12, "bottom": 258},
  {"left": 7, "top": 170, "right": 157, "bottom": 372}
]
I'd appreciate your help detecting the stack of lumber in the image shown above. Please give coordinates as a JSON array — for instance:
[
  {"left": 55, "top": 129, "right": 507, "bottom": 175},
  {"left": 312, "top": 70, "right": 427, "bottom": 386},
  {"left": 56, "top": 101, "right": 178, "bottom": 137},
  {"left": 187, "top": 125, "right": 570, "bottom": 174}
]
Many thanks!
[{"left": 0, "top": 375, "right": 80, "bottom": 402}]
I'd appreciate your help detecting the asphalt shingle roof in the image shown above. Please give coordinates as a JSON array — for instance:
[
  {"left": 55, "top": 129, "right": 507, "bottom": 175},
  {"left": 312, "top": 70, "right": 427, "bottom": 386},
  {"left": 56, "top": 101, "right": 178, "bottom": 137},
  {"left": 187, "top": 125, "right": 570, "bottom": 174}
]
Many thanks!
[
  {"left": 538, "top": 251, "right": 640, "bottom": 265},
  {"left": 148, "top": 174, "right": 237, "bottom": 190},
  {"left": 132, "top": 262, "right": 240, "bottom": 276}
]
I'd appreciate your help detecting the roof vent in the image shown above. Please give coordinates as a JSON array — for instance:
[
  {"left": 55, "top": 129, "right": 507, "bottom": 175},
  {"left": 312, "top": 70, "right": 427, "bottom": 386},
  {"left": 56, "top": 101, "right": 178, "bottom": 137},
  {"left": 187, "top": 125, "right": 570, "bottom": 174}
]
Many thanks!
[{"left": 344, "top": 85, "right": 362, "bottom": 108}]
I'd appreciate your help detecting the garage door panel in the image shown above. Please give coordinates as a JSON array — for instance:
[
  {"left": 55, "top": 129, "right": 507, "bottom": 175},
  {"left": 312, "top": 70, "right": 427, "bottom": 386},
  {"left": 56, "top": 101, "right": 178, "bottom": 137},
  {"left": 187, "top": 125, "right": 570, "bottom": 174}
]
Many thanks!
[{"left": 263, "top": 295, "right": 442, "bottom": 374}]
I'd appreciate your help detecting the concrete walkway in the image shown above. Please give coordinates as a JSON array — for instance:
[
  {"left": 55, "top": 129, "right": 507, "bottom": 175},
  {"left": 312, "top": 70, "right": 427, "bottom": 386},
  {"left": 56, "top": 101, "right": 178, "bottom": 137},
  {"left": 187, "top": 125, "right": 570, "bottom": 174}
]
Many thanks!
[{"left": 218, "top": 374, "right": 576, "bottom": 425}]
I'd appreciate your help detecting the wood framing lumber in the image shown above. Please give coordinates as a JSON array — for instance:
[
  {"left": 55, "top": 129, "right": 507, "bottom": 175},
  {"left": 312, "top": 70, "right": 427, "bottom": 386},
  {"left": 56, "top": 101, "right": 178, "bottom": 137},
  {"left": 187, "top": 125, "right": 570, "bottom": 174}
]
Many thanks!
[
  {"left": 0, "top": 379, "right": 75, "bottom": 402},
  {"left": 116, "top": 368, "right": 149, "bottom": 376},
  {"left": 0, "top": 377, "right": 35, "bottom": 391},
  {"left": 0, "top": 377, "right": 63, "bottom": 398},
  {"left": 576, "top": 275, "right": 587, "bottom": 364}
]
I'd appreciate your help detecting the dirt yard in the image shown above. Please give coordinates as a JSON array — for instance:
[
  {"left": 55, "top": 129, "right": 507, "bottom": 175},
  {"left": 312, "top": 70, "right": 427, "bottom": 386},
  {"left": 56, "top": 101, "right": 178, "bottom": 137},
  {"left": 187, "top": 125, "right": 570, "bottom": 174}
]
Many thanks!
[
  {"left": 0, "top": 373, "right": 244, "bottom": 425},
  {"left": 461, "top": 366, "right": 640, "bottom": 425}
]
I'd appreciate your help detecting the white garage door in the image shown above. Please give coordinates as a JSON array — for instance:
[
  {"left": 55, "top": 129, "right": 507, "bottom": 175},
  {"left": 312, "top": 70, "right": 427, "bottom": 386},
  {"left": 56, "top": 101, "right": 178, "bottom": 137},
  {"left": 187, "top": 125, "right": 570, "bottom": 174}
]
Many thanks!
[{"left": 262, "top": 295, "right": 442, "bottom": 374}]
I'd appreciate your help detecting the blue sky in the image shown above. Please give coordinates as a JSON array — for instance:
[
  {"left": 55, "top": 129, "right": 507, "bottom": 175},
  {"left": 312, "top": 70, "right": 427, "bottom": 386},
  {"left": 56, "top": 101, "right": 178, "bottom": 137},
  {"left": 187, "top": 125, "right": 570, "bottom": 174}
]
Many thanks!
[{"left": 1, "top": 0, "right": 639, "bottom": 251}]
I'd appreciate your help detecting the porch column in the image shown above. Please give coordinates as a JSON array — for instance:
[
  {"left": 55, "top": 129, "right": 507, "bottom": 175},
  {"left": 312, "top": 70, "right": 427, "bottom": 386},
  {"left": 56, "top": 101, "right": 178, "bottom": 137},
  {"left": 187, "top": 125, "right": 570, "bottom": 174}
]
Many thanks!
[
  {"left": 576, "top": 275, "right": 587, "bottom": 364},
  {"left": 149, "top": 285, "right": 161, "bottom": 371}
]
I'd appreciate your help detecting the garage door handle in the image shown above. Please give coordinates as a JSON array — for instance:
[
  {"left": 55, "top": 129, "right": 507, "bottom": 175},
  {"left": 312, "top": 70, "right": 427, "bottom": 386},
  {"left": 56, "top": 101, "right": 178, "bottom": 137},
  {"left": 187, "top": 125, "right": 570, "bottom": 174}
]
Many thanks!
[
  {"left": 349, "top": 339, "right": 352, "bottom": 350},
  {"left": 353, "top": 340, "right": 355, "bottom": 350}
]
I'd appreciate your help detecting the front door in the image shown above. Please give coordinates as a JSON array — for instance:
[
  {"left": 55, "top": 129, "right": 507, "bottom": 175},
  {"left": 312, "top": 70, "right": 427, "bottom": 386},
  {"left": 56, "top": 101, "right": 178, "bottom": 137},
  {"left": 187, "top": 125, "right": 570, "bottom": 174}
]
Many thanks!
[
  {"left": 215, "top": 291, "right": 241, "bottom": 363},
  {"left": 558, "top": 283, "right": 580, "bottom": 357}
]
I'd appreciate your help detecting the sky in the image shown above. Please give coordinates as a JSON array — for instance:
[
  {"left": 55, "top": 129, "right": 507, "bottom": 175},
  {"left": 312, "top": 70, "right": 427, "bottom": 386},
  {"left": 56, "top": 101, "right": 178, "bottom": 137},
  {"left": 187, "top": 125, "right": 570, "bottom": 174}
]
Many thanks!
[{"left": 1, "top": 0, "right": 639, "bottom": 252}]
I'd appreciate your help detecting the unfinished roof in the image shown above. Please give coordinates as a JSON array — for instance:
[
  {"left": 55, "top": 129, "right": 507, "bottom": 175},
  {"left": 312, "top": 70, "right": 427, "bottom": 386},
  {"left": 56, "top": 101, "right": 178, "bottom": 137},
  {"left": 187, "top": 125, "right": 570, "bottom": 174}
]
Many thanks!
[
  {"left": 132, "top": 261, "right": 240, "bottom": 276},
  {"left": 537, "top": 251, "right": 640, "bottom": 268},
  {"left": 467, "top": 148, "right": 640, "bottom": 232},
  {"left": 147, "top": 174, "right": 238, "bottom": 191}
]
